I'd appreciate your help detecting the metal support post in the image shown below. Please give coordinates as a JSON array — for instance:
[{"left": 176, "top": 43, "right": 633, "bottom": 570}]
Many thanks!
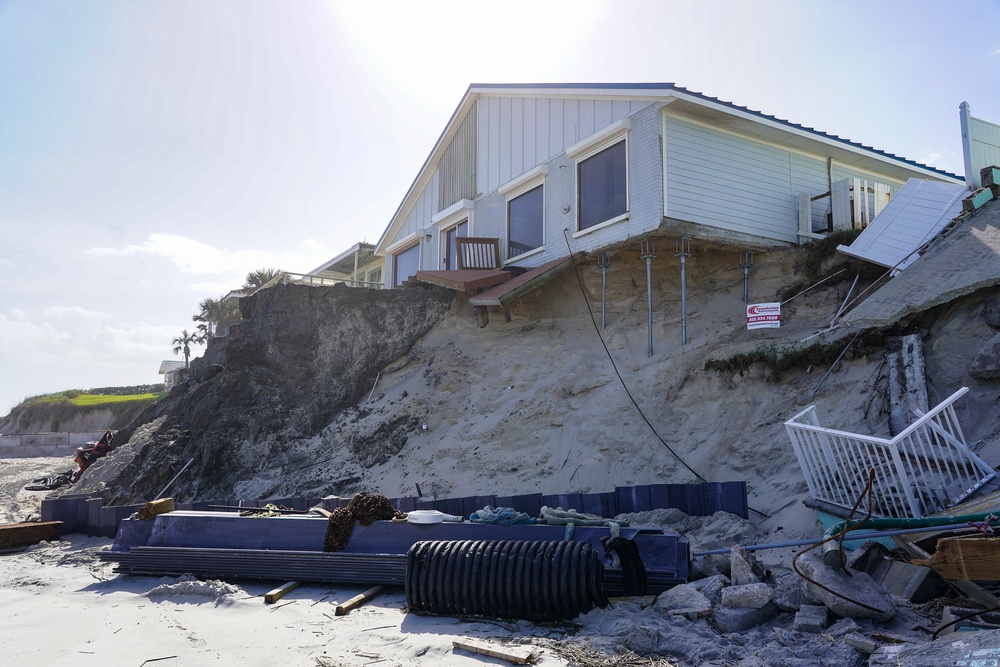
[
  {"left": 676, "top": 238, "right": 691, "bottom": 346},
  {"left": 739, "top": 251, "right": 754, "bottom": 304},
  {"left": 597, "top": 252, "right": 611, "bottom": 330},
  {"left": 640, "top": 239, "right": 655, "bottom": 356}
]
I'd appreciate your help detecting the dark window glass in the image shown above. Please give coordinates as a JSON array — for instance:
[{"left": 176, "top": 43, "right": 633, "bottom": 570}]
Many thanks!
[
  {"left": 444, "top": 220, "right": 468, "bottom": 270},
  {"left": 578, "top": 140, "right": 627, "bottom": 230},
  {"left": 393, "top": 244, "right": 419, "bottom": 287},
  {"left": 508, "top": 185, "right": 543, "bottom": 259}
]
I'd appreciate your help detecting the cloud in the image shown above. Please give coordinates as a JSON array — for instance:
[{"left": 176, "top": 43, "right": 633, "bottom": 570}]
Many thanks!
[
  {"left": 0, "top": 258, "right": 13, "bottom": 268},
  {"left": 42, "top": 305, "right": 112, "bottom": 321},
  {"left": 86, "top": 232, "right": 335, "bottom": 288}
]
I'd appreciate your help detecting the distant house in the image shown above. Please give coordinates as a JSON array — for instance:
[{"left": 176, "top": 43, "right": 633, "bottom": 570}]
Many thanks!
[
  {"left": 307, "top": 242, "right": 383, "bottom": 288},
  {"left": 158, "top": 360, "right": 185, "bottom": 389},
  {"left": 374, "top": 83, "right": 963, "bottom": 290}
]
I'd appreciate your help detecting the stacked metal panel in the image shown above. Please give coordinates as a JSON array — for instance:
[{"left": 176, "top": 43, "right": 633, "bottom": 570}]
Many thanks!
[{"left": 101, "top": 512, "right": 688, "bottom": 595}]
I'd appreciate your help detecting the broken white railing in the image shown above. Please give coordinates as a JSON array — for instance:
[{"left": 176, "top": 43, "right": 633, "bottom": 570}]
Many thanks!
[{"left": 785, "top": 387, "right": 995, "bottom": 518}]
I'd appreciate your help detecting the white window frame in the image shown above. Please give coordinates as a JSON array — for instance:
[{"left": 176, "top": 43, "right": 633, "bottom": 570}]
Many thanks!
[
  {"left": 500, "top": 165, "right": 547, "bottom": 264},
  {"left": 567, "top": 119, "right": 630, "bottom": 237},
  {"left": 430, "top": 199, "right": 475, "bottom": 268}
]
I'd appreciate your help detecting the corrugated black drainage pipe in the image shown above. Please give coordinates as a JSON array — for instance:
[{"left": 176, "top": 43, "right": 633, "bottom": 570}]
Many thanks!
[{"left": 405, "top": 539, "right": 608, "bottom": 622}]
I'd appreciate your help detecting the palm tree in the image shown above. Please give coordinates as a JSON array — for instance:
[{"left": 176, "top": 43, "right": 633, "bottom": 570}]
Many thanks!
[
  {"left": 243, "top": 267, "right": 282, "bottom": 292},
  {"left": 192, "top": 296, "right": 241, "bottom": 337},
  {"left": 171, "top": 329, "right": 203, "bottom": 368}
]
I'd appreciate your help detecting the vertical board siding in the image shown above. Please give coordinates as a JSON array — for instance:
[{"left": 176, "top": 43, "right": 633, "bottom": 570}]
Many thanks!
[
  {"left": 970, "top": 115, "right": 1000, "bottom": 179},
  {"left": 790, "top": 153, "right": 831, "bottom": 231},
  {"left": 523, "top": 97, "right": 536, "bottom": 169},
  {"left": 475, "top": 95, "right": 651, "bottom": 194},
  {"left": 830, "top": 165, "right": 904, "bottom": 225},
  {"left": 438, "top": 104, "right": 477, "bottom": 210},
  {"left": 499, "top": 97, "right": 512, "bottom": 185}
]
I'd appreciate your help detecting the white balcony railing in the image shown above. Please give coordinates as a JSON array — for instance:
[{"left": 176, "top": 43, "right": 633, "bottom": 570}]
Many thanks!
[
  {"left": 252, "top": 271, "right": 382, "bottom": 295},
  {"left": 785, "top": 387, "right": 995, "bottom": 518}
]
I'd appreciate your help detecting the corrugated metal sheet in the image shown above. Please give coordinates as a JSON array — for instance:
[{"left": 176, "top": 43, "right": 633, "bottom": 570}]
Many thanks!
[{"left": 837, "top": 178, "right": 969, "bottom": 270}]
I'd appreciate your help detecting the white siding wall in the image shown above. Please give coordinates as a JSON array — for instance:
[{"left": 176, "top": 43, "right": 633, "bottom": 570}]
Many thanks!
[
  {"left": 476, "top": 95, "right": 651, "bottom": 195},
  {"left": 664, "top": 114, "right": 906, "bottom": 243},
  {"left": 969, "top": 114, "right": 1000, "bottom": 187}
]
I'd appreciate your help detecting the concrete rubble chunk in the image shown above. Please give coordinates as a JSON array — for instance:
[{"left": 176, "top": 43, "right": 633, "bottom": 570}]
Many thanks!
[
  {"left": 880, "top": 559, "right": 948, "bottom": 603},
  {"left": 711, "top": 601, "right": 780, "bottom": 634},
  {"left": 721, "top": 582, "right": 773, "bottom": 609},
  {"left": 690, "top": 574, "right": 729, "bottom": 606},
  {"left": 845, "top": 540, "right": 892, "bottom": 578},
  {"left": 771, "top": 567, "right": 816, "bottom": 611},
  {"left": 984, "top": 292, "right": 1000, "bottom": 328},
  {"left": 793, "top": 604, "right": 828, "bottom": 633},
  {"left": 654, "top": 583, "right": 712, "bottom": 619},
  {"left": 795, "top": 552, "right": 896, "bottom": 621},
  {"left": 827, "top": 617, "right": 860, "bottom": 637},
  {"left": 730, "top": 544, "right": 766, "bottom": 586},
  {"left": 971, "top": 331, "right": 1000, "bottom": 379},
  {"left": 844, "top": 633, "right": 879, "bottom": 654}
]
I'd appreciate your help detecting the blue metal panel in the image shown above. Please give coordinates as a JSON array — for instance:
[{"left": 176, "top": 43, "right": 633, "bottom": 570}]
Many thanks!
[
  {"left": 616, "top": 486, "right": 651, "bottom": 514},
  {"left": 87, "top": 498, "right": 103, "bottom": 537},
  {"left": 581, "top": 493, "right": 604, "bottom": 517},
  {"left": 510, "top": 493, "right": 543, "bottom": 516}
]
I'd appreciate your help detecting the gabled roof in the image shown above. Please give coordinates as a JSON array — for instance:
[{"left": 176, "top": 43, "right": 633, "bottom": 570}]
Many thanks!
[
  {"left": 838, "top": 178, "right": 970, "bottom": 271},
  {"left": 375, "top": 83, "right": 964, "bottom": 256}
]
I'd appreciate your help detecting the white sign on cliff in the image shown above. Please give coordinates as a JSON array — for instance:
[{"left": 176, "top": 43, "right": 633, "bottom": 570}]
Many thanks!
[{"left": 747, "top": 302, "right": 781, "bottom": 329}]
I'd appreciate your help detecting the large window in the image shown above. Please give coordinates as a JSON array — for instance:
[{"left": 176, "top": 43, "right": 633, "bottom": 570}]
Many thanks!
[
  {"left": 443, "top": 220, "right": 468, "bottom": 270},
  {"left": 392, "top": 244, "right": 419, "bottom": 287},
  {"left": 507, "top": 185, "right": 544, "bottom": 259},
  {"left": 578, "top": 139, "right": 627, "bottom": 230}
]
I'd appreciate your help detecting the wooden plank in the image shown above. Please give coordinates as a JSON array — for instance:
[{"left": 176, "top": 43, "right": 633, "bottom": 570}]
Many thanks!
[
  {"left": 414, "top": 269, "right": 510, "bottom": 292},
  {"left": 0, "top": 521, "right": 62, "bottom": 549},
  {"left": 469, "top": 256, "right": 577, "bottom": 307},
  {"left": 137, "top": 498, "right": 175, "bottom": 520},
  {"left": 914, "top": 537, "right": 1000, "bottom": 580},
  {"left": 264, "top": 581, "right": 301, "bottom": 604},
  {"left": 335, "top": 585, "right": 386, "bottom": 616},
  {"left": 893, "top": 534, "right": 999, "bottom": 608},
  {"left": 452, "top": 638, "right": 534, "bottom": 665}
]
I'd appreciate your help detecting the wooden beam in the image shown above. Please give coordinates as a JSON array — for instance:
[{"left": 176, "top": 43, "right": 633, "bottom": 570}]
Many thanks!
[
  {"left": 452, "top": 638, "right": 535, "bottom": 665},
  {"left": 264, "top": 581, "right": 301, "bottom": 604},
  {"left": 914, "top": 537, "right": 1000, "bottom": 580},
  {"left": 335, "top": 585, "right": 386, "bottom": 616},
  {"left": 893, "top": 534, "right": 999, "bottom": 608},
  {"left": 137, "top": 498, "right": 175, "bottom": 520},
  {"left": 0, "top": 521, "right": 62, "bottom": 550}
]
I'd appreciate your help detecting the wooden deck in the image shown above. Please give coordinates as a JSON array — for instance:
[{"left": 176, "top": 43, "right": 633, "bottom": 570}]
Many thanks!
[
  {"left": 469, "top": 255, "right": 577, "bottom": 307},
  {"left": 414, "top": 269, "right": 511, "bottom": 291}
]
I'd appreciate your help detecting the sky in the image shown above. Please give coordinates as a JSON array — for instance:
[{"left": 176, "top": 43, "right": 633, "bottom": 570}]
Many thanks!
[{"left": 1, "top": 0, "right": 999, "bottom": 415}]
